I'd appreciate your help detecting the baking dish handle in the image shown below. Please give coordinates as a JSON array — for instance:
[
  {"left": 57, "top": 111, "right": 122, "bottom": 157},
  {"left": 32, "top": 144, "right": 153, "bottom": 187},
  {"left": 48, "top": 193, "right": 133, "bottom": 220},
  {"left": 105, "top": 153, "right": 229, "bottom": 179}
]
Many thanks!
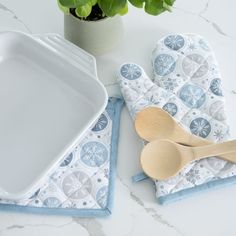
[{"left": 33, "top": 34, "right": 98, "bottom": 80}]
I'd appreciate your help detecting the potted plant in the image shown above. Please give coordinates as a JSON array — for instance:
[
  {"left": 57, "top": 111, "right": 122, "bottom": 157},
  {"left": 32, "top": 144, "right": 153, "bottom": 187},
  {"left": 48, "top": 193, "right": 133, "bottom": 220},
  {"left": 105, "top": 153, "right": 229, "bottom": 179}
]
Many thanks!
[{"left": 57, "top": 0, "right": 175, "bottom": 55}]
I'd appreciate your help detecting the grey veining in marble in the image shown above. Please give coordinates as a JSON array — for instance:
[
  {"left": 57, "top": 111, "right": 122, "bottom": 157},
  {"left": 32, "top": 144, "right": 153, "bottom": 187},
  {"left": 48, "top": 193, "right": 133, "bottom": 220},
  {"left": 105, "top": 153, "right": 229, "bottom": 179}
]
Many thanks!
[
  {"left": 174, "top": 0, "right": 236, "bottom": 40},
  {"left": 1, "top": 0, "right": 236, "bottom": 235},
  {"left": 0, "top": 2, "right": 31, "bottom": 33}
]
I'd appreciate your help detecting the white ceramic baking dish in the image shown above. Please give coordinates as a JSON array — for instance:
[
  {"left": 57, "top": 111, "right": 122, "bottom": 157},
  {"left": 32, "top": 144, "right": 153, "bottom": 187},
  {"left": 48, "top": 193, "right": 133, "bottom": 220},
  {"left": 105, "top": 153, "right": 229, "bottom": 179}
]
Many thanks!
[{"left": 0, "top": 31, "right": 107, "bottom": 200}]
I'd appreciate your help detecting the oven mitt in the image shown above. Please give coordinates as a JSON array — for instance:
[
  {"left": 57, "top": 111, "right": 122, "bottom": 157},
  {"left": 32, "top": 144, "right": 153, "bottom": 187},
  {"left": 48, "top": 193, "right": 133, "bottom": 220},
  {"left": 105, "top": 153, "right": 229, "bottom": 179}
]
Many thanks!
[
  {"left": 117, "top": 33, "right": 236, "bottom": 204},
  {"left": 0, "top": 97, "right": 124, "bottom": 216}
]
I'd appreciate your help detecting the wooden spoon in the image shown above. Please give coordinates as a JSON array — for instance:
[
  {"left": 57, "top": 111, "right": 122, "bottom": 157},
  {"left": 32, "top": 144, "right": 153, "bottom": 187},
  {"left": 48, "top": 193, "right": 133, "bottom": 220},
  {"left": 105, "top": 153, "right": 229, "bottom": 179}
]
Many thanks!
[
  {"left": 135, "top": 106, "right": 211, "bottom": 146},
  {"left": 141, "top": 139, "right": 236, "bottom": 180}
]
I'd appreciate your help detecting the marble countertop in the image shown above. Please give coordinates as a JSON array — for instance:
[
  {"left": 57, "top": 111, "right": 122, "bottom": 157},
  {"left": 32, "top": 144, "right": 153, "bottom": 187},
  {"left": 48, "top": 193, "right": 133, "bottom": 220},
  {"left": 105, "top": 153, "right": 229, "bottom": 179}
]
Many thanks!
[{"left": 1, "top": 0, "right": 236, "bottom": 235}]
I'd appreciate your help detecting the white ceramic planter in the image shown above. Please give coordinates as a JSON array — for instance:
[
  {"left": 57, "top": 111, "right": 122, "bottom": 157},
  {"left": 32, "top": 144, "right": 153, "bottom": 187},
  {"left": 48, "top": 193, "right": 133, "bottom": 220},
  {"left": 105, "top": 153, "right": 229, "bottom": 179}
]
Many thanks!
[{"left": 64, "top": 14, "right": 124, "bottom": 55}]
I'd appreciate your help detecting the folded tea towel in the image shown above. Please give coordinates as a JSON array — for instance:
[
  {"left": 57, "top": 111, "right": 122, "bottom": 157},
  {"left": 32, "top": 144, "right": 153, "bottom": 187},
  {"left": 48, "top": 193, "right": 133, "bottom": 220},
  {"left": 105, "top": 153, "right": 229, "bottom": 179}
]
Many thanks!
[
  {"left": 0, "top": 97, "right": 123, "bottom": 217},
  {"left": 118, "top": 33, "right": 236, "bottom": 204}
]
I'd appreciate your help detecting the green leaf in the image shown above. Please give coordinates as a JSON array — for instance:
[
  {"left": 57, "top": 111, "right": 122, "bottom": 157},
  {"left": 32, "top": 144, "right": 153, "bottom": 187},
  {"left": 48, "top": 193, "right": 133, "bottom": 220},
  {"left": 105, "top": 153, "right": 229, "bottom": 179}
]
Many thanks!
[
  {"left": 57, "top": 0, "right": 70, "bottom": 14},
  {"left": 164, "top": 0, "right": 175, "bottom": 6},
  {"left": 59, "top": 0, "right": 91, "bottom": 8},
  {"left": 75, "top": 3, "right": 92, "bottom": 17},
  {"left": 129, "top": 0, "right": 144, "bottom": 8},
  {"left": 90, "top": 0, "right": 97, "bottom": 6},
  {"left": 163, "top": 1, "right": 172, "bottom": 12},
  {"left": 119, "top": 2, "right": 128, "bottom": 15},
  {"left": 144, "top": 0, "right": 166, "bottom": 16},
  {"left": 98, "top": 0, "right": 127, "bottom": 17}
]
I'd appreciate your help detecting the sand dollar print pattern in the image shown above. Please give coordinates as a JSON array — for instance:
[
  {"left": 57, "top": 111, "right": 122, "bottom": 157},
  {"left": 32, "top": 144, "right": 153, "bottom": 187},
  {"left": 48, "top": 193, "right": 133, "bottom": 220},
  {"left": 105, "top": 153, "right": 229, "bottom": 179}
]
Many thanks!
[
  {"left": 154, "top": 54, "right": 176, "bottom": 76},
  {"left": 120, "top": 63, "right": 142, "bottom": 80},
  {"left": 162, "top": 102, "right": 178, "bottom": 116},
  {"left": 62, "top": 171, "right": 92, "bottom": 199},
  {"left": 29, "top": 189, "right": 40, "bottom": 199},
  {"left": 198, "top": 38, "right": 210, "bottom": 51},
  {"left": 164, "top": 35, "right": 185, "bottom": 50},
  {"left": 179, "top": 84, "right": 206, "bottom": 108},
  {"left": 96, "top": 186, "right": 108, "bottom": 208},
  {"left": 209, "top": 101, "right": 226, "bottom": 121},
  {"left": 80, "top": 141, "right": 108, "bottom": 167},
  {"left": 43, "top": 197, "right": 61, "bottom": 207},
  {"left": 206, "top": 157, "right": 227, "bottom": 171},
  {"left": 190, "top": 117, "right": 211, "bottom": 138},
  {"left": 210, "top": 78, "right": 223, "bottom": 96},
  {"left": 160, "top": 77, "right": 179, "bottom": 91},
  {"left": 92, "top": 113, "right": 108, "bottom": 132},
  {"left": 182, "top": 54, "right": 209, "bottom": 78},
  {"left": 122, "top": 88, "right": 139, "bottom": 103},
  {"left": 60, "top": 153, "right": 73, "bottom": 167},
  {"left": 213, "top": 129, "right": 225, "bottom": 142}
]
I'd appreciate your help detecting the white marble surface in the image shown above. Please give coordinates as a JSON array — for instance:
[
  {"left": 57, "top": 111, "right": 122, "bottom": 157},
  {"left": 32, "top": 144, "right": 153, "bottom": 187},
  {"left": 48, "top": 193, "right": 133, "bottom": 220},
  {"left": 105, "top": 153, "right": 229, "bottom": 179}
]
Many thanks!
[{"left": 1, "top": 0, "right": 236, "bottom": 235}]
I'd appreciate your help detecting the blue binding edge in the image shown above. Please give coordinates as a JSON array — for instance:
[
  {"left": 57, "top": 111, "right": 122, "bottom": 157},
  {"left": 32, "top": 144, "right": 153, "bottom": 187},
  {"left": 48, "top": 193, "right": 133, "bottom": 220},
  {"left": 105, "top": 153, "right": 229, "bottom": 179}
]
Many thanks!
[
  {"left": 0, "top": 97, "right": 124, "bottom": 217},
  {"left": 132, "top": 172, "right": 148, "bottom": 183},
  {"left": 132, "top": 173, "right": 236, "bottom": 205},
  {"left": 158, "top": 175, "right": 236, "bottom": 205}
]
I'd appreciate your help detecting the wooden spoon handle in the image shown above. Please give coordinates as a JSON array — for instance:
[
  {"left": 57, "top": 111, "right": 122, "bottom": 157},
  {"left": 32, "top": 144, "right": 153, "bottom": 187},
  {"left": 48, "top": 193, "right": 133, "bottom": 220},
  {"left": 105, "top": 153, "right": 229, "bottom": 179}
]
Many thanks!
[
  {"left": 187, "top": 133, "right": 212, "bottom": 146},
  {"left": 193, "top": 140, "right": 236, "bottom": 161},
  {"left": 179, "top": 133, "right": 236, "bottom": 163}
]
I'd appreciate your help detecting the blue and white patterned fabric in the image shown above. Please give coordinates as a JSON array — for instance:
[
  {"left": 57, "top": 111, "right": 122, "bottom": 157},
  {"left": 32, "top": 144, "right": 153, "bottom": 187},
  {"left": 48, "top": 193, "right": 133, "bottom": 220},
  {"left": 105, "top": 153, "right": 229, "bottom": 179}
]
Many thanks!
[
  {"left": 0, "top": 97, "right": 123, "bottom": 216},
  {"left": 118, "top": 34, "right": 236, "bottom": 204}
]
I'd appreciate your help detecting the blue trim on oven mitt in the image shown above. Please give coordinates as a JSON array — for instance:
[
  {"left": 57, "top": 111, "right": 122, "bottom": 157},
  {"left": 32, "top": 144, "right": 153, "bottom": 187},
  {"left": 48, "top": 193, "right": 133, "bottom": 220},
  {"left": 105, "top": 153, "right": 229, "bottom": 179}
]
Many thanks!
[{"left": 158, "top": 175, "right": 236, "bottom": 205}]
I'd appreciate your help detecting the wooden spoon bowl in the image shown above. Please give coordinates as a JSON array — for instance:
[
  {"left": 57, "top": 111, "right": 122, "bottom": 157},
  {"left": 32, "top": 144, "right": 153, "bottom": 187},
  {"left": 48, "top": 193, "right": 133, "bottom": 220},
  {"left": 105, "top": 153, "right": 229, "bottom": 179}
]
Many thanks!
[
  {"left": 134, "top": 106, "right": 211, "bottom": 146},
  {"left": 140, "top": 140, "right": 184, "bottom": 179},
  {"left": 141, "top": 139, "right": 236, "bottom": 180}
]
